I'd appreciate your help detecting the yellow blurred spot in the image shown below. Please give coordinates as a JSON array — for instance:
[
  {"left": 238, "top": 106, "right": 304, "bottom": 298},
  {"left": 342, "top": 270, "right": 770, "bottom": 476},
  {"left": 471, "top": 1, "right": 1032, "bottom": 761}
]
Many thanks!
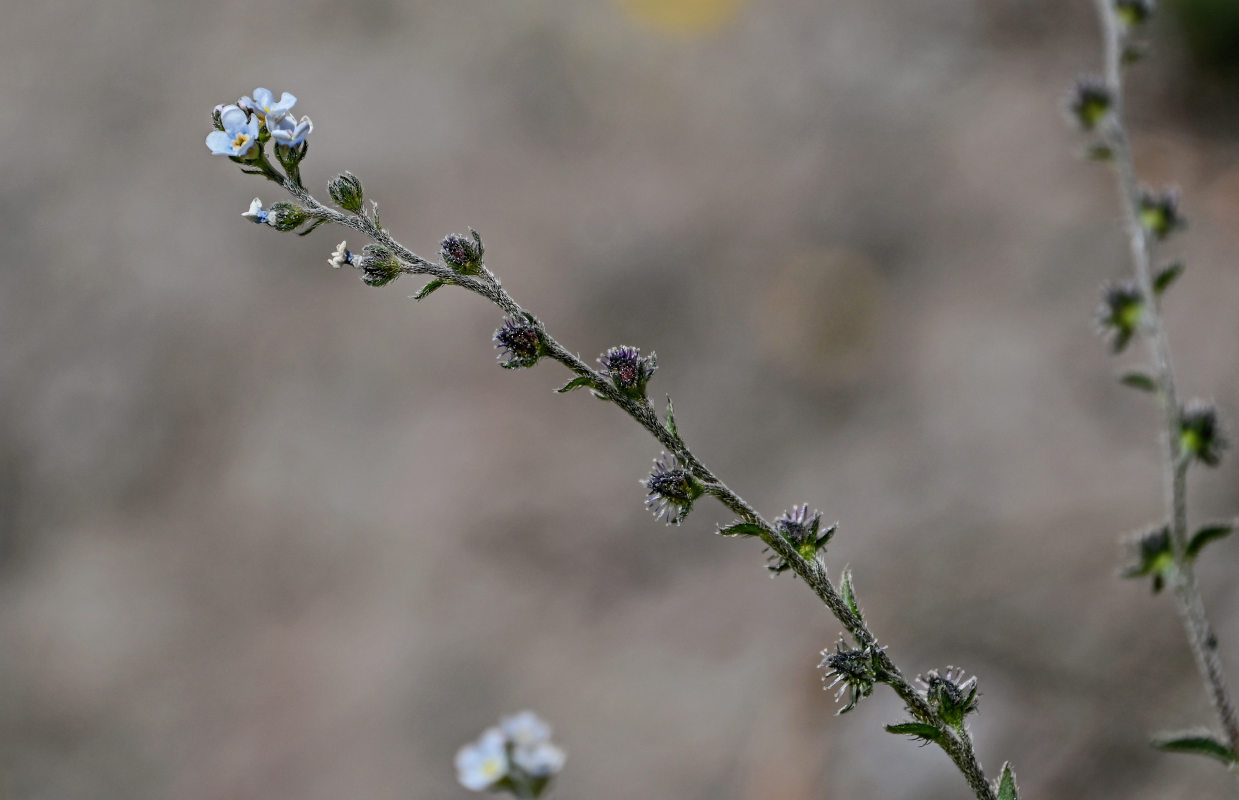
[{"left": 617, "top": 0, "right": 747, "bottom": 36}]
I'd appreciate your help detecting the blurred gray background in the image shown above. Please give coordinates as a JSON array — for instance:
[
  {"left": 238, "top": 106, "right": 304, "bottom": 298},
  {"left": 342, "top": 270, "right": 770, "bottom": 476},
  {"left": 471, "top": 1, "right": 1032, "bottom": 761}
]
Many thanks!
[{"left": 3, "top": 0, "right": 1239, "bottom": 798}]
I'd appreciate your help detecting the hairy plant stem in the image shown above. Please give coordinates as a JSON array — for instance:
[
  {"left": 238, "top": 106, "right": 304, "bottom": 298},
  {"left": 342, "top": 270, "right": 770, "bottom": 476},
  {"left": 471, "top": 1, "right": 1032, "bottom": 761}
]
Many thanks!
[
  {"left": 272, "top": 175, "right": 997, "bottom": 799},
  {"left": 1092, "top": 0, "right": 1239, "bottom": 758}
]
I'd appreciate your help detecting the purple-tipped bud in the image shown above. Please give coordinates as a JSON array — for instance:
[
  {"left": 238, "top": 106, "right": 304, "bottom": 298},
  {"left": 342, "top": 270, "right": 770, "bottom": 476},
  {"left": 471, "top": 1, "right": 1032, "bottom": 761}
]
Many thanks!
[
  {"left": 642, "top": 453, "right": 703, "bottom": 526},
  {"left": 494, "top": 315, "right": 544, "bottom": 369},
  {"left": 598, "top": 345, "right": 657, "bottom": 396},
  {"left": 1095, "top": 281, "right": 1144, "bottom": 353},
  {"left": 441, "top": 230, "right": 485, "bottom": 275}
]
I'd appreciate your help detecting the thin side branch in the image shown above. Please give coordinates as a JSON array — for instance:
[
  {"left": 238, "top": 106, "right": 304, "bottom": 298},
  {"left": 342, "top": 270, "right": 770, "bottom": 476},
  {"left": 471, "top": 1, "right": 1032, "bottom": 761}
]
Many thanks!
[{"left": 274, "top": 176, "right": 999, "bottom": 800}]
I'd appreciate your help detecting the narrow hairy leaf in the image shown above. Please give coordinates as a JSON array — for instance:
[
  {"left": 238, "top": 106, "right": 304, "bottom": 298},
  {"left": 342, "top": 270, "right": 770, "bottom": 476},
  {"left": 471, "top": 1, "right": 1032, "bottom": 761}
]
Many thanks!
[
  {"left": 556, "top": 376, "right": 593, "bottom": 393},
  {"left": 1153, "top": 261, "right": 1184, "bottom": 295},
  {"left": 885, "top": 722, "right": 943, "bottom": 743},
  {"left": 1187, "top": 523, "right": 1233, "bottom": 560},
  {"left": 717, "top": 522, "right": 764, "bottom": 538},
  {"left": 840, "top": 567, "right": 862, "bottom": 621},
  {"left": 1118, "top": 370, "right": 1158, "bottom": 392},
  {"left": 1151, "top": 730, "right": 1237, "bottom": 764},
  {"left": 665, "top": 395, "right": 678, "bottom": 438},
  {"left": 413, "top": 279, "right": 447, "bottom": 301},
  {"left": 995, "top": 762, "right": 1019, "bottom": 800}
]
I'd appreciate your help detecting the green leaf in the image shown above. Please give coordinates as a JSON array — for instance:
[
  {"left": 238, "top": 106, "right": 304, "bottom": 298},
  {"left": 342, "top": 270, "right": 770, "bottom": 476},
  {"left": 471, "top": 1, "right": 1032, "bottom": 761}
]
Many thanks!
[
  {"left": 996, "top": 762, "right": 1019, "bottom": 800},
  {"left": 884, "top": 722, "right": 943, "bottom": 743},
  {"left": 413, "top": 279, "right": 447, "bottom": 301},
  {"left": 1187, "top": 523, "right": 1234, "bottom": 560},
  {"left": 1151, "top": 730, "right": 1237, "bottom": 764},
  {"left": 296, "top": 217, "right": 328, "bottom": 237},
  {"left": 665, "top": 395, "right": 678, "bottom": 438},
  {"left": 840, "top": 567, "right": 862, "bottom": 621},
  {"left": 1118, "top": 370, "right": 1158, "bottom": 392},
  {"left": 717, "top": 522, "right": 764, "bottom": 538},
  {"left": 1153, "top": 261, "right": 1184, "bottom": 295},
  {"left": 556, "top": 376, "right": 593, "bottom": 393}
]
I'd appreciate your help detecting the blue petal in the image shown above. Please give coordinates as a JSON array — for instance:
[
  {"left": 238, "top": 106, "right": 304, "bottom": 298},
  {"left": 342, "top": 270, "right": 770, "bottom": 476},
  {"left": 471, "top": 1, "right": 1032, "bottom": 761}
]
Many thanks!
[{"left": 205, "top": 130, "right": 235, "bottom": 155}]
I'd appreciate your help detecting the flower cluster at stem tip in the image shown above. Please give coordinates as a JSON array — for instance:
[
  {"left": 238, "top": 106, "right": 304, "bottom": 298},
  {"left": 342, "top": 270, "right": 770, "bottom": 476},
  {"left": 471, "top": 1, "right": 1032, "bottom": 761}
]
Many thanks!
[{"left": 455, "top": 711, "right": 566, "bottom": 798}]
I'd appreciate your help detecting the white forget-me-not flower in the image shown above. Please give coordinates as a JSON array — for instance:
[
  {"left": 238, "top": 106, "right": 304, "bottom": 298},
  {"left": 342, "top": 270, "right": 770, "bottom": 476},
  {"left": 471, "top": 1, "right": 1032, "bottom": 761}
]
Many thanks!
[
  {"left": 238, "top": 88, "right": 297, "bottom": 123},
  {"left": 241, "top": 197, "right": 270, "bottom": 225},
  {"left": 455, "top": 727, "right": 510, "bottom": 791},
  {"left": 206, "top": 105, "right": 259, "bottom": 157}
]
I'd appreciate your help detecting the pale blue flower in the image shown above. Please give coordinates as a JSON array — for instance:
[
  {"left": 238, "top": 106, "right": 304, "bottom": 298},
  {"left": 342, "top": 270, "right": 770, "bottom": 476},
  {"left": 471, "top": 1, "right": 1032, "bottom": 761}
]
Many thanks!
[
  {"left": 455, "top": 727, "right": 509, "bottom": 791},
  {"left": 241, "top": 197, "right": 270, "bottom": 225},
  {"left": 239, "top": 87, "right": 297, "bottom": 123},
  {"left": 269, "top": 114, "right": 313, "bottom": 147},
  {"left": 512, "top": 741, "right": 566, "bottom": 778},
  {"left": 206, "top": 105, "right": 259, "bottom": 157},
  {"left": 500, "top": 711, "right": 552, "bottom": 747}
]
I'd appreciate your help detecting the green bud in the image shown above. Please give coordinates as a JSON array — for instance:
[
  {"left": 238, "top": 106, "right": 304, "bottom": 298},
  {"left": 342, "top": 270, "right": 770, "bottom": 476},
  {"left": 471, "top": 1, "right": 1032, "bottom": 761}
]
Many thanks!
[
  {"left": 328, "top": 172, "right": 365, "bottom": 213},
  {"left": 357, "top": 244, "right": 402, "bottom": 287},
  {"left": 268, "top": 201, "right": 309, "bottom": 232}
]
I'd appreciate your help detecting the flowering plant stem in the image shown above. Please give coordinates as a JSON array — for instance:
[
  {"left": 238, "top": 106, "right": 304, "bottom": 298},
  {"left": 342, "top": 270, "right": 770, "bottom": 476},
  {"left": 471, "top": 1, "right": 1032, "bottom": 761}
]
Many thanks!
[
  {"left": 256, "top": 170, "right": 1001, "bottom": 798},
  {"left": 1091, "top": 0, "right": 1239, "bottom": 759}
]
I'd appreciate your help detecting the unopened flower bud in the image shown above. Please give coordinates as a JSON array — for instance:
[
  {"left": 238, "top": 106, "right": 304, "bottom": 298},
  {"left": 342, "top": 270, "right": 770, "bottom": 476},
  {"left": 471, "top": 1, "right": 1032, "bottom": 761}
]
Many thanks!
[
  {"left": 1179, "top": 400, "right": 1226, "bottom": 467},
  {"left": 441, "top": 230, "right": 485, "bottom": 275},
  {"left": 268, "top": 201, "right": 308, "bottom": 232},
  {"left": 598, "top": 345, "right": 657, "bottom": 397},
  {"left": 1138, "top": 187, "right": 1185, "bottom": 241},
  {"left": 1120, "top": 524, "right": 1173, "bottom": 593},
  {"left": 1068, "top": 77, "right": 1112, "bottom": 131},
  {"left": 642, "top": 453, "right": 703, "bottom": 526},
  {"left": 918, "top": 667, "right": 979, "bottom": 729},
  {"left": 766, "top": 505, "right": 837, "bottom": 574},
  {"left": 328, "top": 172, "right": 365, "bottom": 213},
  {"left": 494, "top": 315, "right": 544, "bottom": 369},
  {"left": 820, "top": 640, "right": 882, "bottom": 714},
  {"left": 356, "top": 243, "right": 402, "bottom": 287},
  {"left": 1095, "top": 280, "right": 1143, "bottom": 353}
]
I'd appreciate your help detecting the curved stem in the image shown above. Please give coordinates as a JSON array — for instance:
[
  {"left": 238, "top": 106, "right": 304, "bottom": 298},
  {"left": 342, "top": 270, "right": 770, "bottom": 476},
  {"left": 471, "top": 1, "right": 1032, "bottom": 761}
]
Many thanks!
[
  {"left": 274, "top": 176, "right": 998, "bottom": 799},
  {"left": 1092, "top": 0, "right": 1239, "bottom": 757}
]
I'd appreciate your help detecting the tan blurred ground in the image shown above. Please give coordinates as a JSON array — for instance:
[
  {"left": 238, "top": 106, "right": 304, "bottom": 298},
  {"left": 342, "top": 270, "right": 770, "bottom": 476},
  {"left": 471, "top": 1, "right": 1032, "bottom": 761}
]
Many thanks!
[{"left": 2, "top": 1, "right": 1239, "bottom": 798}]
